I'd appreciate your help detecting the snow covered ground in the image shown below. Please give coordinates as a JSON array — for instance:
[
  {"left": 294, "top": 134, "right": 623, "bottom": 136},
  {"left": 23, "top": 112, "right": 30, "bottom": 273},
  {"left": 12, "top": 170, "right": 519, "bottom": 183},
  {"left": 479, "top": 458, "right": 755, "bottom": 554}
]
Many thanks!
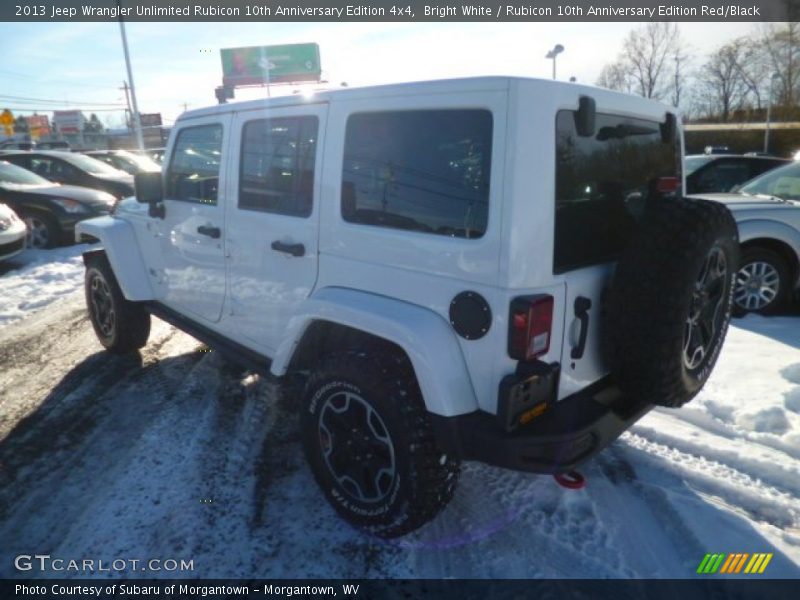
[
  {"left": 0, "top": 244, "right": 89, "bottom": 329},
  {"left": 0, "top": 247, "right": 799, "bottom": 578}
]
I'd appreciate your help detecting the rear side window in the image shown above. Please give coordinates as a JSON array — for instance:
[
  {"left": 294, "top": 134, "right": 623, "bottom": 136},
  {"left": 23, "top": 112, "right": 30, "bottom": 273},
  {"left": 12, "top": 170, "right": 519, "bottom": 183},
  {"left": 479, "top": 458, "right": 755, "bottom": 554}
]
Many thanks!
[
  {"left": 166, "top": 124, "right": 223, "bottom": 205},
  {"left": 554, "top": 111, "right": 678, "bottom": 273},
  {"left": 239, "top": 116, "right": 318, "bottom": 217},
  {"left": 341, "top": 109, "right": 492, "bottom": 239}
]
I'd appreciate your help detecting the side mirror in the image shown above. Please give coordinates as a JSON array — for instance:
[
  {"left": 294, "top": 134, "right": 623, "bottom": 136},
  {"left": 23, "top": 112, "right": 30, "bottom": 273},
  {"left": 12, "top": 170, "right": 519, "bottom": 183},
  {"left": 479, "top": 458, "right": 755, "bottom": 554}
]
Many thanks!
[
  {"left": 575, "top": 96, "right": 596, "bottom": 137},
  {"left": 134, "top": 171, "right": 165, "bottom": 219},
  {"left": 661, "top": 112, "right": 677, "bottom": 143}
]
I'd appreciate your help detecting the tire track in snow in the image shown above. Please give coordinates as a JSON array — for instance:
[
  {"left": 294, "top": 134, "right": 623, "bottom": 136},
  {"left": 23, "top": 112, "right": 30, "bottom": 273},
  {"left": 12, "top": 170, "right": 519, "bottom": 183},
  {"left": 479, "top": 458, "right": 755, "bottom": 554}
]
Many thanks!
[{"left": 621, "top": 431, "right": 800, "bottom": 533}]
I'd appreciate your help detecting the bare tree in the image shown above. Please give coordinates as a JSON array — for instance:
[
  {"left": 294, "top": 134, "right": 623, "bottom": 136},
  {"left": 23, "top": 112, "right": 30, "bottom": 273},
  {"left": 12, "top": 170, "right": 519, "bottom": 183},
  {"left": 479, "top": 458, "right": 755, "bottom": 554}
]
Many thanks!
[
  {"left": 596, "top": 23, "right": 686, "bottom": 105},
  {"left": 760, "top": 21, "right": 800, "bottom": 109},
  {"left": 596, "top": 62, "right": 631, "bottom": 93},
  {"left": 733, "top": 38, "right": 769, "bottom": 110},
  {"left": 623, "top": 23, "right": 682, "bottom": 100},
  {"left": 698, "top": 42, "right": 750, "bottom": 121}
]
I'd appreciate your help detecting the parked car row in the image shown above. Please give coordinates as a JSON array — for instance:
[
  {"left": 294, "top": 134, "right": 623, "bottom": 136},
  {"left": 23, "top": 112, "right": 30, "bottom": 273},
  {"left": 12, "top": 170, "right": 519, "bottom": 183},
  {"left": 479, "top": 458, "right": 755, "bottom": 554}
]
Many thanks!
[
  {"left": 0, "top": 160, "right": 116, "bottom": 249},
  {"left": 0, "top": 151, "right": 134, "bottom": 199}
]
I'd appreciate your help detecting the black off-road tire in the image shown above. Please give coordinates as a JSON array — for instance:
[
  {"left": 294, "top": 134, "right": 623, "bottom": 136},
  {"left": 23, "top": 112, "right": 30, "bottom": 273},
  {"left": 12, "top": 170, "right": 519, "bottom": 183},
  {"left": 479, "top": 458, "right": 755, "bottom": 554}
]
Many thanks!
[
  {"left": 301, "top": 350, "right": 460, "bottom": 538},
  {"left": 605, "top": 198, "right": 739, "bottom": 408},
  {"left": 84, "top": 252, "right": 151, "bottom": 354},
  {"left": 733, "top": 247, "right": 791, "bottom": 316}
]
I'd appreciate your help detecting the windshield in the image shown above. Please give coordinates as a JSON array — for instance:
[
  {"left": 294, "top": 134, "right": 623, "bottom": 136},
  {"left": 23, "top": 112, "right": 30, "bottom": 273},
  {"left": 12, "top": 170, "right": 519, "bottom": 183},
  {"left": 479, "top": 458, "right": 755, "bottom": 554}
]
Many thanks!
[
  {"left": 740, "top": 161, "right": 800, "bottom": 201},
  {"left": 61, "top": 152, "right": 129, "bottom": 176},
  {"left": 0, "top": 160, "right": 52, "bottom": 186},
  {"left": 685, "top": 156, "right": 714, "bottom": 175},
  {"left": 119, "top": 151, "right": 161, "bottom": 172}
]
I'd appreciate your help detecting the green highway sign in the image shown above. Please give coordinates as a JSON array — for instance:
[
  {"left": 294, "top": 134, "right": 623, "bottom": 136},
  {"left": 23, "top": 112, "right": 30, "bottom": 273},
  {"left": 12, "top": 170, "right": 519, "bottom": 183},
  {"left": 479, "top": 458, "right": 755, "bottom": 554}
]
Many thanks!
[{"left": 220, "top": 43, "right": 321, "bottom": 86}]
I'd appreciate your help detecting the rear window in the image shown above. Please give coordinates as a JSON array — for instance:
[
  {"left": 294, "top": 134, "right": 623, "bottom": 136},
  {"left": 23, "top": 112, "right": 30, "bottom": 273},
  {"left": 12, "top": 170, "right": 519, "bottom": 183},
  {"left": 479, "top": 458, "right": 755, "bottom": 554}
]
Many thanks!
[
  {"left": 554, "top": 111, "right": 678, "bottom": 273},
  {"left": 341, "top": 109, "right": 492, "bottom": 239}
]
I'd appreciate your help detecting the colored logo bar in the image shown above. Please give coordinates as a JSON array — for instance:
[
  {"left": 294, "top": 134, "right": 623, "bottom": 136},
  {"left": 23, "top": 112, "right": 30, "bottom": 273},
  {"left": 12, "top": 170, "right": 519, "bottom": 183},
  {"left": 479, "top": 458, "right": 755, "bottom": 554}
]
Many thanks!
[{"left": 697, "top": 553, "right": 773, "bottom": 574}]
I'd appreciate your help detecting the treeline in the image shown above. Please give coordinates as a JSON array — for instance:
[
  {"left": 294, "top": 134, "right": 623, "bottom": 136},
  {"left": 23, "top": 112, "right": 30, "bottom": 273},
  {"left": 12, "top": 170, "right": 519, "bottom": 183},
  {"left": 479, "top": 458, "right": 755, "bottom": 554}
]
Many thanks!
[{"left": 596, "top": 21, "right": 800, "bottom": 123}]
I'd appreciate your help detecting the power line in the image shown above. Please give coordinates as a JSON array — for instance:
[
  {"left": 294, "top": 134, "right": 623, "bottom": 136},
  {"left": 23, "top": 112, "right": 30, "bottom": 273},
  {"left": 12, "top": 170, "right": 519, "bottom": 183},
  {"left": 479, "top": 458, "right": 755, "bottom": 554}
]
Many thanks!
[
  {"left": 0, "top": 69, "right": 121, "bottom": 91},
  {"left": 0, "top": 105, "right": 126, "bottom": 112},
  {"left": 0, "top": 94, "right": 125, "bottom": 107}
]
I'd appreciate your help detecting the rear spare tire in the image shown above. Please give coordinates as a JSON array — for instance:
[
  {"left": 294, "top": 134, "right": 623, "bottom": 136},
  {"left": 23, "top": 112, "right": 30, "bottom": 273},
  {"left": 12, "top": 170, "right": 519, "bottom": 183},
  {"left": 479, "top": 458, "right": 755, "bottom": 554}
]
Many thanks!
[{"left": 605, "top": 198, "right": 738, "bottom": 408}]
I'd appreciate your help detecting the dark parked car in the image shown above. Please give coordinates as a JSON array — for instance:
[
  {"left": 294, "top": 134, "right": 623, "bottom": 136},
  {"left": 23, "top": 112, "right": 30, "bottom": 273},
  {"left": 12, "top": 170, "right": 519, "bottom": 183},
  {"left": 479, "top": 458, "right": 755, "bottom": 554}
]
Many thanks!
[
  {"left": 0, "top": 160, "right": 116, "bottom": 248},
  {"left": 37, "top": 141, "right": 71, "bottom": 151},
  {"left": 685, "top": 154, "right": 790, "bottom": 195},
  {"left": 0, "top": 150, "right": 134, "bottom": 199},
  {"left": 83, "top": 149, "right": 161, "bottom": 175},
  {"left": 0, "top": 141, "right": 35, "bottom": 151}
]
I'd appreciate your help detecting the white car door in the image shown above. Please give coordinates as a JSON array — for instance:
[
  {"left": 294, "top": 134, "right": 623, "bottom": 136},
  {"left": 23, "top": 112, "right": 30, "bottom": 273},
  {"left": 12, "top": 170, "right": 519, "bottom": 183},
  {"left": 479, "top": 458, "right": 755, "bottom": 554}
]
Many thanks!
[
  {"left": 224, "top": 103, "right": 327, "bottom": 354},
  {"left": 158, "top": 116, "right": 231, "bottom": 323}
]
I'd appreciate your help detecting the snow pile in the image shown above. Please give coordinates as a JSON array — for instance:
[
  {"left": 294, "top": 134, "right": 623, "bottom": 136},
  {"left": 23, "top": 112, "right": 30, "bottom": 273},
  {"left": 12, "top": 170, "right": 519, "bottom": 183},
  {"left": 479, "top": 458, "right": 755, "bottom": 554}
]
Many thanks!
[{"left": 0, "top": 245, "right": 89, "bottom": 329}]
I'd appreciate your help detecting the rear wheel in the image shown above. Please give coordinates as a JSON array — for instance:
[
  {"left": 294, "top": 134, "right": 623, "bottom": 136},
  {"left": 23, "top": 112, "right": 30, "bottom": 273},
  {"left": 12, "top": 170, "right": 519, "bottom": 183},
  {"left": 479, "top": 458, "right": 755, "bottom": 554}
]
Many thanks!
[
  {"left": 84, "top": 253, "right": 150, "bottom": 354},
  {"left": 734, "top": 248, "right": 791, "bottom": 315},
  {"left": 22, "top": 212, "right": 59, "bottom": 249},
  {"left": 301, "top": 350, "right": 459, "bottom": 538}
]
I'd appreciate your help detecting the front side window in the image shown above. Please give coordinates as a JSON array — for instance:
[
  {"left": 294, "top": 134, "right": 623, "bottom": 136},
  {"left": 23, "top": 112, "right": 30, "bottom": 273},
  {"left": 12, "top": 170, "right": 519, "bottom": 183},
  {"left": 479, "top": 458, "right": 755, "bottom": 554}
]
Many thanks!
[
  {"left": 554, "top": 111, "right": 678, "bottom": 273},
  {"left": 239, "top": 116, "right": 318, "bottom": 217},
  {"left": 341, "top": 109, "right": 492, "bottom": 239},
  {"left": 166, "top": 124, "right": 223, "bottom": 204}
]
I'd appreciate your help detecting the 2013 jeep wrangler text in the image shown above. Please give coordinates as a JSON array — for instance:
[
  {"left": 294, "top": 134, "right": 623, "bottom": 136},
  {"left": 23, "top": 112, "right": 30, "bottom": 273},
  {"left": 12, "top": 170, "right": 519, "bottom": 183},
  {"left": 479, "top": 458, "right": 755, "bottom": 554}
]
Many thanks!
[{"left": 77, "top": 77, "right": 738, "bottom": 537}]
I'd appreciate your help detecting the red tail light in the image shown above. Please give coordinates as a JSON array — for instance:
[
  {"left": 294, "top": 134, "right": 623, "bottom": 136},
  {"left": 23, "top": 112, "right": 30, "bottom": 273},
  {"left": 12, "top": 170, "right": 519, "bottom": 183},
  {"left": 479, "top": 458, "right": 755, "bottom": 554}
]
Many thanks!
[
  {"left": 508, "top": 295, "right": 554, "bottom": 361},
  {"left": 656, "top": 176, "right": 679, "bottom": 194}
]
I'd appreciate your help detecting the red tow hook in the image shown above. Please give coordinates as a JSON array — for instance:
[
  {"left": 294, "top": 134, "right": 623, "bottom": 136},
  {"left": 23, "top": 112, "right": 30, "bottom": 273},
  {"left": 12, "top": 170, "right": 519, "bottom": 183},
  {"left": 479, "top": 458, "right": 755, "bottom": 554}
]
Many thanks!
[{"left": 553, "top": 470, "right": 586, "bottom": 490}]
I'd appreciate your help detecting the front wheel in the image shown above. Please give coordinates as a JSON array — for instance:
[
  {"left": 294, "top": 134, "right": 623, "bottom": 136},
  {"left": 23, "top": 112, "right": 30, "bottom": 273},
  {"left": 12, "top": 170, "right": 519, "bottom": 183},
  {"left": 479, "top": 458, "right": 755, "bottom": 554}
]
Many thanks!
[
  {"left": 734, "top": 248, "right": 791, "bottom": 315},
  {"left": 85, "top": 253, "right": 151, "bottom": 354},
  {"left": 22, "top": 212, "right": 59, "bottom": 249},
  {"left": 301, "top": 351, "right": 459, "bottom": 538}
]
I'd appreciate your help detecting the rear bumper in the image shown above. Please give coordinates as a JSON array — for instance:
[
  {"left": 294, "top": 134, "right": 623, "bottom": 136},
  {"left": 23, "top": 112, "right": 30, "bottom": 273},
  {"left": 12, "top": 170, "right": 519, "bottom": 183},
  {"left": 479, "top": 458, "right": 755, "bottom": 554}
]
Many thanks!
[{"left": 431, "top": 378, "right": 653, "bottom": 474}]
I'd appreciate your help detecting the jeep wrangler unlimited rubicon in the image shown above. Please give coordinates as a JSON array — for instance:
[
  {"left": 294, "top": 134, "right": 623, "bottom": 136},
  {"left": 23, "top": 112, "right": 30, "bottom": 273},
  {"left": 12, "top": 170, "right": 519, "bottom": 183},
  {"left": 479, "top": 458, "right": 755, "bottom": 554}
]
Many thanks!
[{"left": 77, "top": 77, "right": 738, "bottom": 538}]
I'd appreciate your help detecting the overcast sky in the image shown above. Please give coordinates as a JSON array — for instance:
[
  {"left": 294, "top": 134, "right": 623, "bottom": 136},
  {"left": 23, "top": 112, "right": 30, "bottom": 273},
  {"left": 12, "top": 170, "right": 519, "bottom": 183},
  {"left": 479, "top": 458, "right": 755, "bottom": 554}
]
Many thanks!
[{"left": 0, "top": 21, "right": 758, "bottom": 127}]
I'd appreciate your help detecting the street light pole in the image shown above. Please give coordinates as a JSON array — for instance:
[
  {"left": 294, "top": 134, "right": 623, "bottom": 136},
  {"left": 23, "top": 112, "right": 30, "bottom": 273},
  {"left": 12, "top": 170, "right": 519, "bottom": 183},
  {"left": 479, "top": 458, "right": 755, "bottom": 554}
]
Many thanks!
[
  {"left": 117, "top": 3, "right": 144, "bottom": 151},
  {"left": 764, "top": 73, "right": 780, "bottom": 155},
  {"left": 545, "top": 44, "right": 564, "bottom": 80}
]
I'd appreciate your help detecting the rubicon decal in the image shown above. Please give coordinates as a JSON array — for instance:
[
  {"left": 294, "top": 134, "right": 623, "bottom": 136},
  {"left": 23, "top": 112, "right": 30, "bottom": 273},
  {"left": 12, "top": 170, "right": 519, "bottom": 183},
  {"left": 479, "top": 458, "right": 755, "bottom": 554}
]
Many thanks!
[{"left": 696, "top": 553, "right": 773, "bottom": 574}]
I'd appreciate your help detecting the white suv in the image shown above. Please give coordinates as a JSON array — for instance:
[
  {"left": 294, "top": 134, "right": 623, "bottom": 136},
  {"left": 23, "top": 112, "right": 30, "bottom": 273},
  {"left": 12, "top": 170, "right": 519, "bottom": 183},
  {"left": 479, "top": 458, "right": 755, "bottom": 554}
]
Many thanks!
[{"left": 77, "top": 77, "right": 738, "bottom": 537}]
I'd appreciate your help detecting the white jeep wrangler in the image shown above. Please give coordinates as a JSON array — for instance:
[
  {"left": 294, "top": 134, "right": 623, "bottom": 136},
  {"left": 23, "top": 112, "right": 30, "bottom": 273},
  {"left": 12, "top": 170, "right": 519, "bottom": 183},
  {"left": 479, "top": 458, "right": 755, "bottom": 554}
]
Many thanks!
[{"left": 77, "top": 77, "right": 738, "bottom": 537}]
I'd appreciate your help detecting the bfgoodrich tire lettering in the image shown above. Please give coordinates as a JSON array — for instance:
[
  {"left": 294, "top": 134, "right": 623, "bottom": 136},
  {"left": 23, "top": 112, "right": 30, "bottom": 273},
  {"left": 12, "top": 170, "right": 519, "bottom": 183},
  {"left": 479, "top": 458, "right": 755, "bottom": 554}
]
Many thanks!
[
  {"left": 301, "top": 351, "right": 459, "bottom": 538},
  {"left": 605, "top": 198, "right": 739, "bottom": 408},
  {"left": 84, "top": 253, "right": 151, "bottom": 354}
]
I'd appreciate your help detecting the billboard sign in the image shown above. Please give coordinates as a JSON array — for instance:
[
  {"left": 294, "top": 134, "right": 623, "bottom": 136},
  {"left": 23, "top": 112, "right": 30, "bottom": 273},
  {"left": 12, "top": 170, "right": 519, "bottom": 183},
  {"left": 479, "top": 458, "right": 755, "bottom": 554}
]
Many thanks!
[
  {"left": 26, "top": 115, "right": 51, "bottom": 140},
  {"left": 139, "top": 113, "right": 162, "bottom": 127},
  {"left": 53, "top": 110, "right": 85, "bottom": 134},
  {"left": 220, "top": 43, "right": 321, "bottom": 86}
]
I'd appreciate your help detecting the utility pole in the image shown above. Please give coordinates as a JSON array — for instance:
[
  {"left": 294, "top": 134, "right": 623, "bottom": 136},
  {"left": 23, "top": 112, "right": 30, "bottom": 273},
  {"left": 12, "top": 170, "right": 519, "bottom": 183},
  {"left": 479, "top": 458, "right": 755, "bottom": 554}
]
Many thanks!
[
  {"left": 120, "top": 81, "right": 132, "bottom": 129},
  {"left": 117, "top": 3, "right": 144, "bottom": 151}
]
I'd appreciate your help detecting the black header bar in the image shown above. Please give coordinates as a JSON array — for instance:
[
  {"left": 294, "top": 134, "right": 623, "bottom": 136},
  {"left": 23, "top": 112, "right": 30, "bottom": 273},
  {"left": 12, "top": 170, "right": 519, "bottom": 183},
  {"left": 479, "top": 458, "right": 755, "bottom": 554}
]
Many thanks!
[{"left": 2, "top": 0, "right": 797, "bottom": 22}]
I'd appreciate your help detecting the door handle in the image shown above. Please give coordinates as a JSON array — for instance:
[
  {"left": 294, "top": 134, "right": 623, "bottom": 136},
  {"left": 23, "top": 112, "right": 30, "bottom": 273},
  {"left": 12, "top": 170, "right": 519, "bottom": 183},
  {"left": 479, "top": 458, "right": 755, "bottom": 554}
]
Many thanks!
[
  {"left": 571, "top": 296, "right": 592, "bottom": 360},
  {"left": 271, "top": 240, "right": 305, "bottom": 257},
  {"left": 197, "top": 225, "right": 221, "bottom": 239}
]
